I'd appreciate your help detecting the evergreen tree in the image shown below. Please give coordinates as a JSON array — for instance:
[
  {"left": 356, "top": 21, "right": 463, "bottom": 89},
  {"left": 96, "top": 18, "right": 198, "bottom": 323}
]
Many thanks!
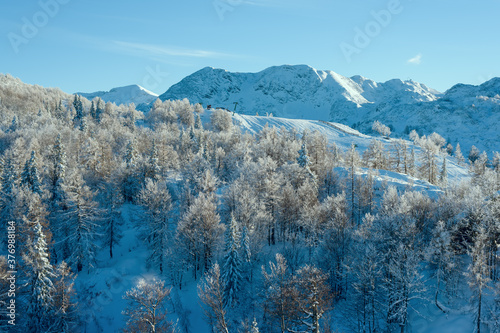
[
  {"left": 195, "top": 113, "right": 203, "bottom": 129},
  {"left": 21, "top": 150, "right": 43, "bottom": 195},
  {"left": 24, "top": 222, "right": 56, "bottom": 333},
  {"left": 222, "top": 214, "right": 242, "bottom": 307},
  {"left": 72, "top": 95, "right": 84, "bottom": 125},
  {"left": 297, "top": 142, "right": 311, "bottom": 168},
  {"left": 455, "top": 143, "right": 465, "bottom": 165},
  {"left": 469, "top": 145, "right": 481, "bottom": 164}
]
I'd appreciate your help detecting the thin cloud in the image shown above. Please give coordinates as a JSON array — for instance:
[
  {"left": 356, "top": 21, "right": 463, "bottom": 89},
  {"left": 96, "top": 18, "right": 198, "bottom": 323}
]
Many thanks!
[
  {"left": 112, "top": 41, "right": 237, "bottom": 59},
  {"left": 407, "top": 53, "right": 422, "bottom": 65}
]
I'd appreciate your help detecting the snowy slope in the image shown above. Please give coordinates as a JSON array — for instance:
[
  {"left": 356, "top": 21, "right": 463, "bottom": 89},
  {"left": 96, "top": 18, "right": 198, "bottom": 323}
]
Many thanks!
[
  {"left": 158, "top": 65, "right": 500, "bottom": 154},
  {"left": 78, "top": 84, "right": 159, "bottom": 110},
  {"left": 204, "top": 110, "right": 470, "bottom": 185}
]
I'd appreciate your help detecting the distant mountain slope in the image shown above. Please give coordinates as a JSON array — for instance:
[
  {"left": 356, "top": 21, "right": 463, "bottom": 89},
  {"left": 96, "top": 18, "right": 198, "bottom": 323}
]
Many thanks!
[
  {"left": 78, "top": 84, "right": 158, "bottom": 110},
  {"left": 159, "top": 65, "right": 500, "bottom": 154},
  {"left": 160, "top": 65, "right": 440, "bottom": 121}
]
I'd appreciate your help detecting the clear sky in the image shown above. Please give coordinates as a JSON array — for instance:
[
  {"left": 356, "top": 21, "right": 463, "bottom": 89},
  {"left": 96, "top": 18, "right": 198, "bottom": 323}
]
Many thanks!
[{"left": 1, "top": 0, "right": 499, "bottom": 95}]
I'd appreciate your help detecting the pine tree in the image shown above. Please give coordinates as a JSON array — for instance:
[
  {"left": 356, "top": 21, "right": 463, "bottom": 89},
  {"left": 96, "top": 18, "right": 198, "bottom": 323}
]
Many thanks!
[
  {"left": 455, "top": 143, "right": 465, "bottom": 165},
  {"left": 21, "top": 150, "right": 42, "bottom": 195},
  {"left": 72, "top": 95, "right": 84, "bottom": 126},
  {"left": 24, "top": 222, "right": 56, "bottom": 333},
  {"left": 222, "top": 214, "right": 242, "bottom": 307},
  {"left": 89, "top": 100, "right": 96, "bottom": 120},
  {"left": 195, "top": 113, "right": 203, "bottom": 129},
  {"left": 297, "top": 142, "right": 311, "bottom": 168},
  {"left": 468, "top": 145, "right": 481, "bottom": 164}
]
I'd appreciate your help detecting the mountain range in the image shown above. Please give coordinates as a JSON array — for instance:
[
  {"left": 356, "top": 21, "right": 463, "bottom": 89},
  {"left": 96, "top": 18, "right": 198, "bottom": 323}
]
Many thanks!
[{"left": 80, "top": 65, "right": 500, "bottom": 154}]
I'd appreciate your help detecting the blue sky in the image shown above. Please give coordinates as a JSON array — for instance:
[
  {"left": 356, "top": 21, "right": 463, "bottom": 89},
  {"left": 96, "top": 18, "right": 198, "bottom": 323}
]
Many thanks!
[{"left": 1, "top": 0, "right": 499, "bottom": 94}]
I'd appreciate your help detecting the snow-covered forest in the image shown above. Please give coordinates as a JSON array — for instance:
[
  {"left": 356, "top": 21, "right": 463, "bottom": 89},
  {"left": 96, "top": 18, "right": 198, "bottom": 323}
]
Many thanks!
[{"left": 1, "top": 73, "right": 500, "bottom": 333}]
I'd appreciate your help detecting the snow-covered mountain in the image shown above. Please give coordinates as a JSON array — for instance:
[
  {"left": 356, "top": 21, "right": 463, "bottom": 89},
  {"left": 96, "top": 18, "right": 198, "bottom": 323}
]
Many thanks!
[
  {"left": 159, "top": 65, "right": 440, "bottom": 120},
  {"left": 158, "top": 65, "right": 500, "bottom": 154},
  {"left": 78, "top": 84, "right": 158, "bottom": 111}
]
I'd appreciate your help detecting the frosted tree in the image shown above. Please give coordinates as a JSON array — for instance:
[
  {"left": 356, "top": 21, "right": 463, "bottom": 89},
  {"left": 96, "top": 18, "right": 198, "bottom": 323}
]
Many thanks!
[
  {"left": 251, "top": 318, "right": 260, "bottom": 333},
  {"left": 51, "top": 134, "right": 67, "bottom": 204},
  {"left": 222, "top": 214, "right": 242, "bottom": 307},
  {"left": 345, "top": 143, "right": 361, "bottom": 223},
  {"left": 198, "top": 263, "right": 230, "bottom": 333},
  {"left": 50, "top": 261, "right": 79, "bottom": 333},
  {"left": 195, "top": 113, "right": 203, "bottom": 129},
  {"left": 293, "top": 265, "right": 332, "bottom": 333},
  {"left": 21, "top": 150, "right": 43, "bottom": 195},
  {"left": 491, "top": 151, "right": 500, "bottom": 175},
  {"left": 72, "top": 95, "right": 84, "bottom": 127},
  {"left": 262, "top": 254, "right": 298, "bottom": 333},
  {"left": 427, "top": 220, "right": 455, "bottom": 312},
  {"left": 89, "top": 100, "right": 96, "bottom": 120},
  {"left": 211, "top": 108, "right": 233, "bottom": 132},
  {"left": 101, "top": 178, "right": 124, "bottom": 259},
  {"left": 469, "top": 145, "right": 481, "bottom": 164},
  {"left": 146, "top": 139, "right": 160, "bottom": 179},
  {"left": 177, "top": 193, "right": 225, "bottom": 278},
  {"left": 297, "top": 142, "right": 310, "bottom": 168},
  {"left": 439, "top": 157, "right": 448, "bottom": 187},
  {"left": 316, "top": 192, "right": 351, "bottom": 297},
  {"left": 122, "top": 278, "right": 175, "bottom": 333},
  {"left": 363, "top": 139, "right": 388, "bottom": 170},
  {"left": 467, "top": 225, "right": 491, "bottom": 333},
  {"left": 137, "top": 178, "right": 172, "bottom": 273},
  {"left": 24, "top": 222, "right": 56, "bottom": 333},
  {"left": 418, "top": 137, "right": 439, "bottom": 184},
  {"left": 123, "top": 140, "right": 140, "bottom": 202},
  {"left": 63, "top": 173, "right": 102, "bottom": 272},
  {"left": 455, "top": 143, "right": 465, "bottom": 165},
  {"left": 346, "top": 221, "right": 384, "bottom": 333},
  {"left": 372, "top": 120, "right": 391, "bottom": 137}
]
